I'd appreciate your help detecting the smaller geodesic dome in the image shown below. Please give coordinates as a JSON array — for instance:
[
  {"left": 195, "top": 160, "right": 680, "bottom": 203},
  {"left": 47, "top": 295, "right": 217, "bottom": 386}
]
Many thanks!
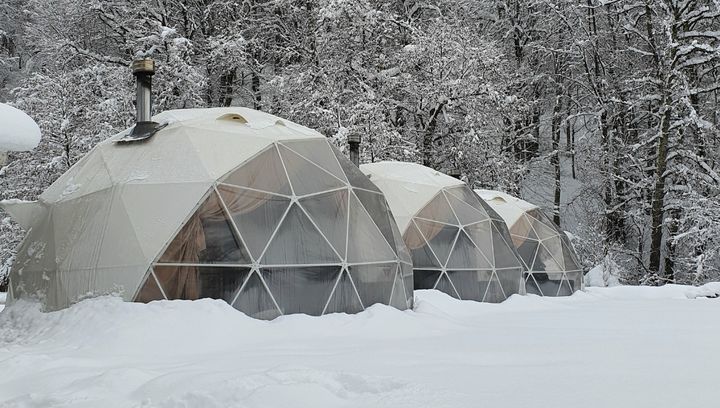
[
  {"left": 1, "top": 108, "right": 413, "bottom": 317},
  {"left": 360, "top": 162, "right": 524, "bottom": 303},
  {"left": 476, "top": 190, "right": 583, "bottom": 296}
]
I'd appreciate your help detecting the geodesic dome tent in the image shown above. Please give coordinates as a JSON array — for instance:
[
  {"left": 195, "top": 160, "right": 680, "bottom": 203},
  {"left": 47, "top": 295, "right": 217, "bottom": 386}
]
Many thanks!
[
  {"left": 1, "top": 108, "right": 413, "bottom": 318},
  {"left": 476, "top": 190, "right": 583, "bottom": 296},
  {"left": 360, "top": 162, "right": 524, "bottom": 303}
]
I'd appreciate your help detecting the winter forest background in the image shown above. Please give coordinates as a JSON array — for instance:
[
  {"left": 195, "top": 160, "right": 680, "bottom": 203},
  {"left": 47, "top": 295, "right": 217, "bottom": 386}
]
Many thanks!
[{"left": 1, "top": 0, "right": 719, "bottom": 286}]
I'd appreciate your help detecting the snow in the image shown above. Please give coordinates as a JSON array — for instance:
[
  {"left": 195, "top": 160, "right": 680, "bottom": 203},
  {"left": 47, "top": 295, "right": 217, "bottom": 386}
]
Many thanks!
[
  {"left": 1, "top": 286, "right": 719, "bottom": 407},
  {"left": 585, "top": 258, "right": 622, "bottom": 287},
  {"left": 0, "top": 103, "right": 41, "bottom": 152}
]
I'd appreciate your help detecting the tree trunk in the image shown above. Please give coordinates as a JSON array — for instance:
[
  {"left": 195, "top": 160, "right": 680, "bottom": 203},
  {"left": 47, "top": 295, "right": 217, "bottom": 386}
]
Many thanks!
[{"left": 648, "top": 102, "right": 671, "bottom": 278}]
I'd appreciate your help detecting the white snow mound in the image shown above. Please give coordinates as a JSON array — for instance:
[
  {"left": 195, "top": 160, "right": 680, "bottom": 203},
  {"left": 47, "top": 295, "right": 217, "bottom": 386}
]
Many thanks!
[
  {"left": 1, "top": 287, "right": 719, "bottom": 408},
  {"left": 0, "top": 103, "right": 41, "bottom": 151}
]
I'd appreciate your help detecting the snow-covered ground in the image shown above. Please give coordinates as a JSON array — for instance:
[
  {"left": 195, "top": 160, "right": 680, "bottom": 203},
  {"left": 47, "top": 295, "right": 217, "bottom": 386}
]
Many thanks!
[{"left": 1, "top": 285, "right": 719, "bottom": 408}]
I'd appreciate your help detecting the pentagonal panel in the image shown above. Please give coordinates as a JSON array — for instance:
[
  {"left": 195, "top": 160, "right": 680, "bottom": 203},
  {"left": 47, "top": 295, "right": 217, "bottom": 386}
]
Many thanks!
[
  {"left": 277, "top": 144, "right": 345, "bottom": 195},
  {"left": 158, "top": 191, "right": 252, "bottom": 264},
  {"left": 347, "top": 193, "right": 397, "bottom": 263},
  {"left": 261, "top": 203, "right": 341, "bottom": 265},
  {"left": 403, "top": 221, "right": 441, "bottom": 268},
  {"left": 324, "top": 271, "right": 364, "bottom": 314},
  {"left": 221, "top": 145, "right": 292, "bottom": 195},
  {"left": 299, "top": 189, "right": 349, "bottom": 259},
  {"left": 261, "top": 266, "right": 340, "bottom": 316},
  {"left": 330, "top": 146, "right": 381, "bottom": 192},
  {"left": 416, "top": 193, "right": 458, "bottom": 225},
  {"left": 217, "top": 184, "right": 290, "bottom": 260},
  {"left": 435, "top": 273, "right": 460, "bottom": 298},
  {"left": 447, "top": 230, "right": 493, "bottom": 269},
  {"left": 414, "top": 270, "right": 442, "bottom": 290},
  {"left": 348, "top": 262, "right": 396, "bottom": 308},
  {"left": 233, "top": 272, "right": 281, "bottom": 319},
  {"left": 279, "top": 139, "right": 347, "bottom": 182},
  {"left": 414, "top": 219, "right": 459, "bottom": 266}
]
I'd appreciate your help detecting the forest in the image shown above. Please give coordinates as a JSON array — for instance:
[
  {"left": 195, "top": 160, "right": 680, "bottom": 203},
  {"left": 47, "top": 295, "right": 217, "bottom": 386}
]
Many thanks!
[{"left": 1, "top": 0, "right": 719, "bottom": 285}]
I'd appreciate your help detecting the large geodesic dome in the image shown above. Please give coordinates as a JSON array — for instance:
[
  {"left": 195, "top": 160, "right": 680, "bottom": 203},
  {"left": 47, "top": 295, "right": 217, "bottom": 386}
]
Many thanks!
[
  {"left": 360, "top": 162, "right": 524, "bottom": 303},
  {"left": 1, "top": 108, "right": 413, "bottom": 317},
  {"left": 476, "top": 190, "right": 583, "bottom": 296}
]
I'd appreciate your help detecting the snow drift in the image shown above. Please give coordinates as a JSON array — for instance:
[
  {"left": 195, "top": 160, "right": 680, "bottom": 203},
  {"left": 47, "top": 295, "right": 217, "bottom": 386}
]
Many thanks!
[
  {"left": 0, "top": 103, "right": 41, "bottom": 152},
  {"left": 1, "top": 286, "right": 719, "bottom": 408}
]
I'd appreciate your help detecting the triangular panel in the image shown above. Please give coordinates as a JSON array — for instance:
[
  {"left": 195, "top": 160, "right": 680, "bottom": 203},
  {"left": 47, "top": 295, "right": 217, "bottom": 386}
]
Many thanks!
[
  {"left": 413, "top": 270, "right": 442, "bottom": 290},
  {"left": 233, "top": 271, "right": 281, "bottom": 319},
  {"left": 435, "top": 273, "right": 460, "bottom": 299},
  {"left": 221, "top": 145, "right": 291, "bottom": 195},
  {"left": 491, "top": 224, "right": 523, "bottom": 269},
  {"left": 348, "top": 262, "right": 396, "bottom": 308},
  {"left": 278, "top": 144, "right": 346, "bottom": 195},
  {"left": 531, "top": 243, "right": 563, "bottom": 272},
  {"left": 299, "top": 189, "right": 349, "bottom": 259},
  {"left": 389, "top": 267, "right": 409, "bottom": 309},
  {"left": 279, "top": 139, "right": 347, "bottom": 182},
  {"left": 447, "top": 231, "right": 493, "bottom": 269},
  {"left": 347, "top": 193, "right": 397, "bottom": 263},
  {"left": 445, "top": 186, "right": 489, "bottom": 216},
  {"left": 217, "top": 185, "right": 291, "bottom": 260},
  {"left": 324, "top": 270, "right": 364, "bottom": 314},
  {"left": 135, "top": 270, "right": 165, "bottom": 302},
  {"left": 353, "top": 189, "right": 397, "bottom": 253},
  {"left": 403, "top": 221, "right": 441, "bottom": 268},
  {"left": 261, "top": 203, "right": 340, "bottom": 265},
  {"left": 331, "top": 146, "right": 381, "bottom": 192},
  {"left": 415, "top": 218, "right": 459, "bottom": 266},
  {"left": 464, "top": 221, "right": 495, "bottom": 266},
  {"left": 445, "top": 191, "right": 487, "bottom": 225},
  {"left": 557, "top": 274, "right": 574, "bottom": 296},
  {"left": 482, "top": 273, "right": 507, "bottom": 303},
  {"left": 261, "top": 266, "right": 339, "bottom": 316},
  {"left": 416, "top": 193, "right": 459, "bottom": 225}
]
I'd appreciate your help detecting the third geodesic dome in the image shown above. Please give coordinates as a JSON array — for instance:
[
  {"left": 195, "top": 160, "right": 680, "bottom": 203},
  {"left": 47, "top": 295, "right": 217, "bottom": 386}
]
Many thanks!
[
  {"left": 2, "top": 108, "right": 413, "bottom": 318},
  {"left": 476, "top": 190, "right": 583, "bottom": 296},
  {"left": 361, "top": 162, "right": 524, "bottom": 303}
]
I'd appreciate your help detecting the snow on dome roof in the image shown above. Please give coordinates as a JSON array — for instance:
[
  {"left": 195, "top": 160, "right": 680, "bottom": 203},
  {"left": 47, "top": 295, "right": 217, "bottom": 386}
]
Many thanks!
[
  {"left": 360, "top": 161, "right": 465, "bottom": 232},
  {"left": 0, "top": 103, "right": 41, "bottom": 152},
  {"left": 475, "top": 189, "right": 538, "bottom": 228}
]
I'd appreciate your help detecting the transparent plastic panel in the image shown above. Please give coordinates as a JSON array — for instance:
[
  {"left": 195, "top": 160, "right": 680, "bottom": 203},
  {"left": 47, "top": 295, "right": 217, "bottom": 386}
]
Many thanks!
[
  {"left": 530, "top": 272, "right": 563, "bottom": 296},
  {"left": 196, "top": 266, "right": 250, "bottom": 303},
  {"left": 445, "top": 191, "right": 486, "bottom": 225},
  {"left": 217, "top": 185, "right": 291, "bottom": 260},
  {"left": 491, "top": 224, "right": 523, "bottom": 269},
  {"left": 299, "top": 189, "right": 349, "bottom": 259},
  {"left": 347, "top": 193, "right": 397, "bottom": 263},
  {"left": 414, "top": 219, "right": 459, "bottom": 266},
  {"left": 561, "top": 241, "right": 582, "bottom": 272},
  {"left": 348, "top": 262, "right": 396, "bottom": 308},
  {"left": 482, "top": 274, "right": 507, "bottom": 303},
  {"left": 221, "top": 145, "right": 291, "bottom": 195},
  {"left": 324, "top": 271, "right": 364, "bottom": 314},
  {"left": 509, "top": 214, "right": 536, "bottom": 245},
  {"left": 261, "top": 266, "right": 340, "bottom": 316},
  {"left": 446, "top": 270, "right": 484, "bottom": 301},
  {"left": 435, "top": 273, "right": 460, "bottom": 299},
  {"left": 403, "top": 221, "right": 441, "bottom": 268},
  {"left": 390, "top": 215, "right": 412, "bottom": 264},
  {"left": 445, "top": 186, "right": 489, "bottom": 217},
  {"left": 557, "top": 276, "right": 574, "bottom": 296},
  {"left": 353, "top": 189, "right": 397, "bottom": 253},
  {"left": 416, "top": 193, "right": 458, "bottom": 225},
  {"left": 279, "top": 139, "right": 347, "bottom": 182},
  {"left": 403, "top": 273, "right": 414, "bottom": 308},
  {"left": 330, "top": 146, "right": 381, "bottom": 192},
  {"left": 529, "top": 213, "right": 560, "bottom": 240},
  {"left": 567, "top": 271, "right": 583, "bottom": 292},
  {"left": 233, "top": 272, "right": 281, "bottom": 319},
  {"left": 542, "top": 236, "right": 566, "bottom": 270},
  {"left": 158, "top": 191, "right": 252, "bottom": 264},
  {"left": 463, "top": 221, "right": 494, "bottom": 264},
  {"left": 414, "top": 270, "right": 442, "bottom": 290},
  {"left": 277, "top": 144, "right": 346, "bottom": 195},
  {"left": 389, "top": 268, "right": 409, "bottom": 310},
  {"left": 532, "top": 243, "right": 563, "bottom": 272},
  {"left": 447, "top": 231, "right": 493, "bottom": 269},
  {"left": 516, "top": 239, "right": 539, "bottom": 271},
  {"left": 135, "top": 270, "right": 165, "bottom": 302},
  {"left": 524, "top": 273, "right": 544, "bottom": 296},
  {"left": 154, "top": 265, "right": 200, "bottom": 300},
  {"left": 261, "top": 203, "right": 341, "bottom": 265},
  {"left": 496, "top": 267, "right": 523, "bottom": 297}
]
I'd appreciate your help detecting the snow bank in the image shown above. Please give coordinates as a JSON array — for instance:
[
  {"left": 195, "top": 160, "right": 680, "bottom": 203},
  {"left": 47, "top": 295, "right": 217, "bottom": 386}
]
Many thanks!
[
  {"left": 0, "top": 103, "right": 41, "bottom": 152},
  {"left": 1, "top": 287, "right": 719, "bottom": 408},
  {"left": 585, "top": 257, "right": 622, "bottom": 287}
]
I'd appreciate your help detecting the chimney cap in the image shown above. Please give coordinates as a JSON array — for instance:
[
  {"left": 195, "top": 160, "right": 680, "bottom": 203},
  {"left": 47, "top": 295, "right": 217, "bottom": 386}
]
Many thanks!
[
  {"left": 132, "top": 58, "right": 155, "bottom": 75},
  {"left": 347, "top": 133, "right": 361, "bottom": 144}
]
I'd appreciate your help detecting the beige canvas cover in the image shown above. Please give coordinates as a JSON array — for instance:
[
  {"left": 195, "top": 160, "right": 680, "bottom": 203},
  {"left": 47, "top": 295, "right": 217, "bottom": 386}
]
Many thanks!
[
  {"left": 361, "top": 162, "right": 524, "bottom": 303},
  {"left": 476, "top": 190, "right": 583, "bottom": 296},
  {"left": 3, "top": 108, "right": 413, "bottom": 316}
]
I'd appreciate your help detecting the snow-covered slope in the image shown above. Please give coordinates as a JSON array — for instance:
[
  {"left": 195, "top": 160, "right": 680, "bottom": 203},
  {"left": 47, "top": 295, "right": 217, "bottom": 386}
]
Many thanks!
[
  {"left": 1, "top": 286, "right": 719, "bottom": 407},
  {"left": 0, "top": 103, "right": 41, "bottom": 152}
]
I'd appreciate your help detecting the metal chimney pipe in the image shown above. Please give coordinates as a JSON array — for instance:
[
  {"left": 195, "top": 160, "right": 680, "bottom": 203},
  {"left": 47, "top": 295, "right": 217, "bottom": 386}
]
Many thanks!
[
  {"left": 132, "top": 58, "right": 155, "bottom": 123},
  {"left": 348, "top": 133, "right": 361, "bottom": 166}
]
